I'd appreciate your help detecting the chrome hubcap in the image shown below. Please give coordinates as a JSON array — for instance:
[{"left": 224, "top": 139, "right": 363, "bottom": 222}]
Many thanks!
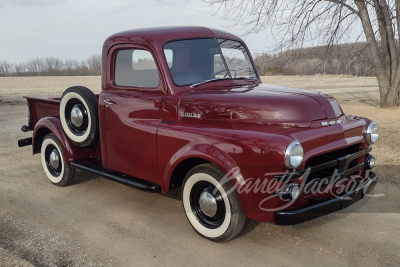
[
  {"left": 49, "top": 149, "right": 60, "bottom": 169},
  {"left": 199, "top": 191, "right": 218, "bottom": 217},
  {"left": 70, "top": 104, "right": 84, "bottom": 127}
]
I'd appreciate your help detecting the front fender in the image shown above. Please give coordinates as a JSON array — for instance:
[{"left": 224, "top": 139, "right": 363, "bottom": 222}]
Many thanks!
[
  {"left": 163, "top": 143, "right": 238, "bottom": 190},
  {"left": 33, "top": 117, "right": 89, "bottom": 164},
  {"left": 162, "top": 143, "right": 264, "bottom": 221}
]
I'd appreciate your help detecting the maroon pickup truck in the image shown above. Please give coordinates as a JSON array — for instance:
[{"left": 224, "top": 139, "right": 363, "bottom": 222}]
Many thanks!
[{"left": 18, "top": 26, "right": 378, "bottom": 242}]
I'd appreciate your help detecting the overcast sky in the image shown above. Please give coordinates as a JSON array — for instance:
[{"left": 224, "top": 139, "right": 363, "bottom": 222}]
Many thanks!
[{"left": 0, "top": 0, "right": 275, "bottom": 63}]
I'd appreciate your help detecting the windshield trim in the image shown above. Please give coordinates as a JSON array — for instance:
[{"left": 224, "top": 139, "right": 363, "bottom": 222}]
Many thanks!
[
  {"left": 213, "top": 37, "right": 232, "bottom": 80},
  {"left": 162, "top": 37, "right": 259, "bottom": 88},
  {"left": 216, "top": 38, "right": 258, "bottom": 81}
]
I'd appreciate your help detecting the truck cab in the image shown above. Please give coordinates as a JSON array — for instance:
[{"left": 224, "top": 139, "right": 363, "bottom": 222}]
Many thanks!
[{"left": 19, "top": 27, "right": 378, "bottom": 242}]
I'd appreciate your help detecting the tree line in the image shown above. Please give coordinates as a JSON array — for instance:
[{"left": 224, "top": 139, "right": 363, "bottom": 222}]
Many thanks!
[
  {"left": 253, "top": 42, "right": 376, "bottom": 77},
  {"left": 1, "top": 43, "right": 377, "bottom": 78},
  {"left": 0, "top": 54, "right": 101, "bottom": 77}
]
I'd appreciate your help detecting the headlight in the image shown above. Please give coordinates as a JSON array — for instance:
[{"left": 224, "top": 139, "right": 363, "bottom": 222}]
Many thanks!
[
  {"left": 366, "top": 122, "right": 378, "bottom": 144},
  {"left": 285, "top": 141, "right": 304, "bottom": 169}
]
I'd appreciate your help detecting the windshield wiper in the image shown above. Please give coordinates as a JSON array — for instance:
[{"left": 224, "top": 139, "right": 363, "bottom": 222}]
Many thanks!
[{"left": 190, "top": 78, "right": 232, "bottom": 89}]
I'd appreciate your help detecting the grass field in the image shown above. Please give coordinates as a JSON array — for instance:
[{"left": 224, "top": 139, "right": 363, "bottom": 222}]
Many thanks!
[
  {"left": 0, "top": 76, "right": 101, "bottom": 105},
  {"left": 0, "top": 75, "right": 380, "bottom": 105}
]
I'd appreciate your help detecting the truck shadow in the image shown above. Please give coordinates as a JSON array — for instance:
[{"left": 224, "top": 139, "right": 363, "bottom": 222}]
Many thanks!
[
  {"left": 161, "top": 187, "right": 182, "bottom": 200},
  {"left": 73, "top": 169, "right": 99, "bottom": 184},
  {"left": 236, "top": 219, "right": 261, "bottom": 238}
]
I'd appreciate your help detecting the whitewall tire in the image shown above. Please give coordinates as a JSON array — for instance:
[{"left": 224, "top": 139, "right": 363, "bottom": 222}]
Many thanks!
[
  {"left": 59, "top": 86, "right": 99, "bottom": 147},
  {"left": 41, "top": 134, "right": 75, "bottom": 186},
  {"left": 182, "top": 163, "right": 246, "bottom": 242}
]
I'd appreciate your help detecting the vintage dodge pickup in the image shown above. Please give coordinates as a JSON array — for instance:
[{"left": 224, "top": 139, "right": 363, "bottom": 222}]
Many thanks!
[{"left": 18, "top": 27, "right": 378, "bottom": 242}]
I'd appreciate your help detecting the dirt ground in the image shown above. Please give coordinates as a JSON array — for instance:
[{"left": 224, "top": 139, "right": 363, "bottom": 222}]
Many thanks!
[{"left": 0, "top": 75, "right": 399, "bottom": 266}]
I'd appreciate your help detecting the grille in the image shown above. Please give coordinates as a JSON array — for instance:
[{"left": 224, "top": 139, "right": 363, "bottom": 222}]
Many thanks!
[{"left": 304, "top": 144, "right": 361, "bottom": 181}]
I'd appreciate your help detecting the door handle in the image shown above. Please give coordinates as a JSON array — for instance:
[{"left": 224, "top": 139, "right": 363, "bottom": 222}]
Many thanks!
[
  {"left": 104, "top": 99, "right": 114, "bottom": 106},
  {"left": 154, "top": 99, "right": 164, "bottom": 108}
]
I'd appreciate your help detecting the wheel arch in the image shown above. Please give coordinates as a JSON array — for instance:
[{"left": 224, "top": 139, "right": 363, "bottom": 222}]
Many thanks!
[
  {"left": 33, "top": 127, "right": 51, "bottom": 154},
  {"left": 168, "top": 157, "right": 211, "bottom": 190},
  {"left": 163, "top": 144, "right": 240, "bottom": 193},
  {"left": 33, "top": 117, "right": 89, "bottom": 164},
  {"left": 162, "top": 143, "right": 261, "bottom": 220}
]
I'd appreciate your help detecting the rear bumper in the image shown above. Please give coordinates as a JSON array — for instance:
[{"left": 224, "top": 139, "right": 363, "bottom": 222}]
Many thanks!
[
  {"left": 18, "top": 125, "right": 33, "bottom": 147},
  {"left": 274, "top": 171, "right": 378, "bottom": 225},
  {"left": 18, "top": 137, "right": 32, "bottom": 147}
]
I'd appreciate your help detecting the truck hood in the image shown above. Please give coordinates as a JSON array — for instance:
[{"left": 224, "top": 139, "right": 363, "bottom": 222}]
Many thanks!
[{"left": 177, "top": 84, "right": 343, "bottom": 128}]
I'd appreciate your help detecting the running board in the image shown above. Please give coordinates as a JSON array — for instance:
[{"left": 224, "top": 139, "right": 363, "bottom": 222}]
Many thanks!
[{"left": 71, "top": 157, "right": 161, "bottom": 193}]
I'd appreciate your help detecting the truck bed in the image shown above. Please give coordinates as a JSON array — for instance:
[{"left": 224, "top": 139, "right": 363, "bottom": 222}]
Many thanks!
[
  {"left": 24, "top": 96, "right": 61, "bottom": 130},
  {"left": 24, "top": 94, "right": 99, "bottom": 130}
]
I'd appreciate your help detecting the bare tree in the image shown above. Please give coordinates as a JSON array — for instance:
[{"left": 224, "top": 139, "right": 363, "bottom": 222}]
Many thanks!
[
  {"left": 26, "top": 58, "right": 46, "bottom": 76},
  {"left": 204, "top": 0, "right": 400, "bottom": 107},
  {"left": 86, "top": 54, "right": 102, "bottom": 76},
  {"left": 0, "top": 61, "right": 13, "bottom": 76},
  {"left": 13, "top": 62, "right": 26, "bottom": 76},
  {"left": 45, "top": 57, "right": 63, "bottom": 76}
]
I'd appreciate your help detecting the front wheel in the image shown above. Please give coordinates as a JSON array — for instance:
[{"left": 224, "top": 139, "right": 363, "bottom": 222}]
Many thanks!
[
  {"left": 41, "top": 133, "right": 75, "bottom": 186},
  {"left": 182, "top": 163, "right": 246, "bottom": 242}
]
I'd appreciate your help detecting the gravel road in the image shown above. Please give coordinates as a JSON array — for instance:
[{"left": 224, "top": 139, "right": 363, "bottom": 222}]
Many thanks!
[{"left": 1, "top": 105, "right": 399, "bottom": 267}]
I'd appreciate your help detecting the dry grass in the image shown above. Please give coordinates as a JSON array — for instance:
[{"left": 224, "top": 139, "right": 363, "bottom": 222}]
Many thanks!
[
  {"left": 0, "top": 75, "right": 398, "bottom": 182},
  {"left": 0, "top": 75, "right": 379, "bottom": 104},
  {"left": 0, "top": 76, "right": 100, "bottom": 105},
  {"left": 261, "top": 75, "right": 379, "bottom": 89}
]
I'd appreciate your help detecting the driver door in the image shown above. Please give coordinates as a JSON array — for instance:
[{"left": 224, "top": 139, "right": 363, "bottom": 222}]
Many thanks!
[{"left": 103, "top": 47, "right": 165, "bottom": 184}]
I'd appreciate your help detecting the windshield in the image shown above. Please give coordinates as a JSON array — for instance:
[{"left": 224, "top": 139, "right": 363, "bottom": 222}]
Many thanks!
[{"left": 163, "top": 38, "right": 257, "bottom": 86}]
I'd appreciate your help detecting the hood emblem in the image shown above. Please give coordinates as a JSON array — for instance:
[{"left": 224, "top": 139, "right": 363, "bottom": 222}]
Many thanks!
[
  {"left": 181, "top": 112, "right": 201, "bottom": 118},
  {"left": 321, "top": 119, "right": 342, "bottom": 127}
]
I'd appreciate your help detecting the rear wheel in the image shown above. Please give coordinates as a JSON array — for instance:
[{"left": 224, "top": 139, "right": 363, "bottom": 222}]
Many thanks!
[
  {"left": 182, "top": 163, "right": 246, "bottom": 242},
  {"left": 59, "top": 86, "right": 99, "bottom": 147},
  {"left": 41, "top": 134, "right": 75, "bottom": 186}
]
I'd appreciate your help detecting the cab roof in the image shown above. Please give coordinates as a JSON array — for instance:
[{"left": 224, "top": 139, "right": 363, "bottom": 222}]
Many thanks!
[{"left": 103, "top": 26, "right": 244, "bottom": 51}]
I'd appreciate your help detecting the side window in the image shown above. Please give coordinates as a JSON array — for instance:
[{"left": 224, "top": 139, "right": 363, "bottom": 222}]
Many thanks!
[{"left": 114, "top": 49, "right": 159, "bottom": 88}]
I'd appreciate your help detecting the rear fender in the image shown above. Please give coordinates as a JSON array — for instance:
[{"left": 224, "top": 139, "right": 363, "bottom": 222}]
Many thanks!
[{"left": 33, "top": 117, "right": 89, "bottom": 164}]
